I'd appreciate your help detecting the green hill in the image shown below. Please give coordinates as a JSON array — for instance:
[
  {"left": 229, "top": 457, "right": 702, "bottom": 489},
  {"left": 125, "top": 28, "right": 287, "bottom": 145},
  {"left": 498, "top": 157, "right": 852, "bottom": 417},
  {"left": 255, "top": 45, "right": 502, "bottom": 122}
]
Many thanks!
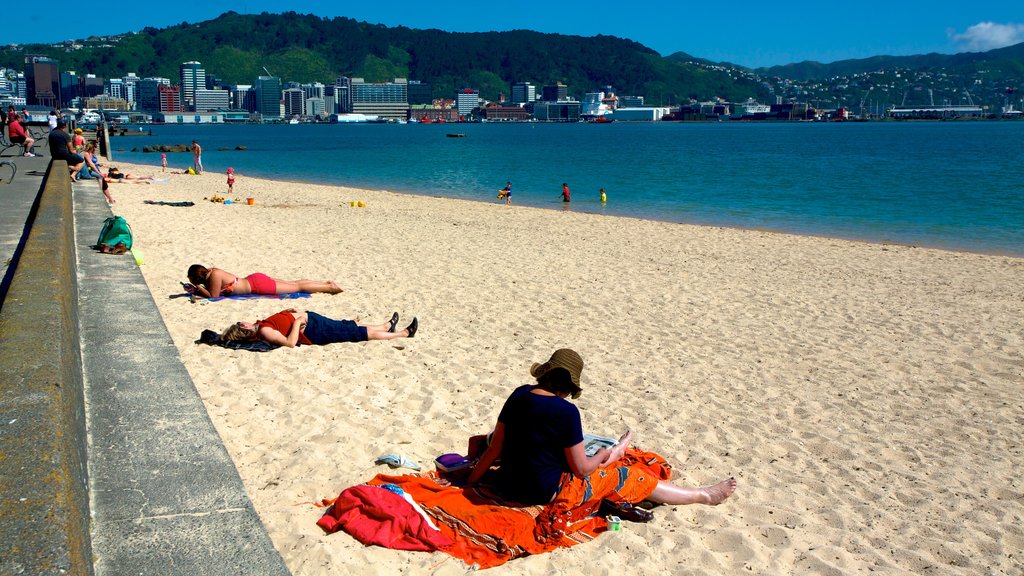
[{"left": 0, "top": 11, "right": 769, "bottom": 104}]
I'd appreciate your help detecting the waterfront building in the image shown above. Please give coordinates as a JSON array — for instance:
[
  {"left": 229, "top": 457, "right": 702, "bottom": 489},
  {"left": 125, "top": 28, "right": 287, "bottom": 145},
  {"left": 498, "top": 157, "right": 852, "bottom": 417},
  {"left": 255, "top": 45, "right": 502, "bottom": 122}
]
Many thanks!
[
  {"left": 153, "top": 112, "right": 225, "bottom": 124},
  {"left": 306, "top": 97, "right": 326, "bottom": 118},
  {"left": 81, "top": 74, "right": 104, "bottom": 99},
  {"left": 456, "top": 88, "right": 479, "bottom": 117},
  {"left": 283, "top": 87, "right": 305, "bottom": 116},
  {"left": 255, "top": 75, "right": 282, "bottom": 120},
  {"left": 510, "top": 82, "right": 535, "bottom": 105},
  {"left": 479, "top": 103, "right": 531, "bottom": 121},
  {"left": 106, "top": 78, "right": 125, "bottom": 101},
  {"left": 121, "top": 73, "right": 139, "bottom": 106},
  {"left": 541, "top": 83, "right": 568, "bottom": 102},
  {"left": 179, "top": 61, "right": 205, "bottom": 111},
  {"left": 532, "top": 100, "right": 581, "bottom": 122},
  {"left": 619, "top": 95, "right": 644, "bottom": 108},
  {"left": 407, "top": 80, "right": 432, "bottom": 105},
  {"left": 195, "top": 88, "right": 230, "bottom": 112},
  {"left": 135, "top": 77, "right": 171, "bottom": 112},
  {"left": 83, "top": 95, "right": 130, "bottom": 111},
  {"left": 324, "top": 85, "right": 337, "bottom": 114},
  {"left": 232, "top": 85, "right": 255, "bottom": 112},
  {"left": 60, "top": 70, "right": 78, "bottom": 107},
  {"left": 302, "top": 82, "right": 325, "bottom": 102},
  {"left": 609, "top": 107, "right": 671, "bottom": 121},
  {"left": 408, "top": 105, "right": 460, "bottom": 122},
  {"left": 24, "top": 55, "right": 60, "bottom": 108},
  {"left": 157, "top": 84, "right": 182, "bottom": 113},
  {"left": 335, "top": 76, "right": 353, "bottom": 113},
  {"left": 351, "top": 78, "right": 409, "bottom": 120}
]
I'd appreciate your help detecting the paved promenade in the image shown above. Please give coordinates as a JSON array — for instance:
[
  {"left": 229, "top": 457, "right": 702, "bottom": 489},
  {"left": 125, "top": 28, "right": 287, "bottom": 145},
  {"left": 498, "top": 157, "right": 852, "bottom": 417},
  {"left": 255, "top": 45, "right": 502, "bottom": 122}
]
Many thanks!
[{"left": 1, "top": 145, "right": 288, "bottom": 574}]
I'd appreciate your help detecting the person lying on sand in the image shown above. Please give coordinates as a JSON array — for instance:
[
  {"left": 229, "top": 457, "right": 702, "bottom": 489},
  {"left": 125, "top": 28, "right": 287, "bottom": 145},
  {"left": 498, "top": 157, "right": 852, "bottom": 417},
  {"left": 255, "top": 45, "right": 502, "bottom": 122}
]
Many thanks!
[
  {"left": 186, "top": 264, "right": 343, "bottom": 299},
  {"left": 106, "top": 167, "right": 157, "bottom": 183},
  {"left": 219, "top": 308, "right": 417, "bottom": 348},
  {"left": 464, "top": 348, "right": 736, "bottom": 521}
]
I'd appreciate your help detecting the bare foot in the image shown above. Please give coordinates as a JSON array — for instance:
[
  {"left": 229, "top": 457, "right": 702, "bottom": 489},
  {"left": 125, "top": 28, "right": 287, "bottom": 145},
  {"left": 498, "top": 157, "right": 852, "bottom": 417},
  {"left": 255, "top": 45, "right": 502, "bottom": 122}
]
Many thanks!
[
  {"left": 328, "top": 280, "right": 344, "bottom": 294},
  {"left": 701, "top": 477, "right": 737, "bottom": 505}
]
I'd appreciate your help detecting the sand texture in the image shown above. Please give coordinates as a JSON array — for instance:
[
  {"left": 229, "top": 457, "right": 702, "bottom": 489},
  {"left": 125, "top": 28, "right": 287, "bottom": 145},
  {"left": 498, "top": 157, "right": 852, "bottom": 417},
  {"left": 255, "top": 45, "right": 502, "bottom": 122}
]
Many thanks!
[{"left": 103, "top": 162, "right": 1023, "bottom": 575}]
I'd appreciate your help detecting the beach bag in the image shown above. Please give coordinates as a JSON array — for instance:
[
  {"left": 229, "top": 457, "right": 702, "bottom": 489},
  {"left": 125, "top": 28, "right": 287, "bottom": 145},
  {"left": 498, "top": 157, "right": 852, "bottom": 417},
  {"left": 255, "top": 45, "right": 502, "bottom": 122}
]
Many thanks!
[{"left": 96, "top": 215, "right": 133, "bottom": 249}]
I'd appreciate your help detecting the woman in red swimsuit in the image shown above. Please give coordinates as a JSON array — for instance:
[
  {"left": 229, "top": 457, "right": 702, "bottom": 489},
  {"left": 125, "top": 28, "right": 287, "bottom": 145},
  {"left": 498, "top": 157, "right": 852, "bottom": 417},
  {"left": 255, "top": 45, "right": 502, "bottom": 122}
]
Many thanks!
[{"left": 186, "top": 264, "right": 343, "bottom": 299}]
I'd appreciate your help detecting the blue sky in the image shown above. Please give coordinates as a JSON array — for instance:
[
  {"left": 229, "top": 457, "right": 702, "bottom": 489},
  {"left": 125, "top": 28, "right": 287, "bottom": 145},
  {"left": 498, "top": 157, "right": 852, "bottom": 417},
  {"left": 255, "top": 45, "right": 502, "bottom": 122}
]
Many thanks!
[{"left": 18, "top": 2, "right": 1024, "bottom": 69}]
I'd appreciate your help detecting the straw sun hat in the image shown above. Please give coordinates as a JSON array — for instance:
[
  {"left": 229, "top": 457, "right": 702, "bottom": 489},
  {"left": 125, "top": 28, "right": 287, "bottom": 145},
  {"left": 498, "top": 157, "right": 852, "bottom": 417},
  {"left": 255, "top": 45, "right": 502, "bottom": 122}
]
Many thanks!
[{"left": 530, "top": 348, "right": 584, "bottom": 398}]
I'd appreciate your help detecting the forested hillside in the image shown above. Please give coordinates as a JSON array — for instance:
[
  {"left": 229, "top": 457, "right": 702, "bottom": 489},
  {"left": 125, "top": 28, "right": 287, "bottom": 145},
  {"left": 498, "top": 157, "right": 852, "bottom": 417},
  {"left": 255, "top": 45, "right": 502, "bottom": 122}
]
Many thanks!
[{"left": 0, "top": 11, "right": 769, "bottom": 103}]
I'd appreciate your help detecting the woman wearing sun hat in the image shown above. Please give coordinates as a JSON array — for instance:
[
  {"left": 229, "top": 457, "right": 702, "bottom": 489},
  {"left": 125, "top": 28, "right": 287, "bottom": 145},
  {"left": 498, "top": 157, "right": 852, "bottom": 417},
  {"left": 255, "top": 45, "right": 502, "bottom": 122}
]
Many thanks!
[{"left": 464, "top": 348, "right": 737, "bottom": 531}]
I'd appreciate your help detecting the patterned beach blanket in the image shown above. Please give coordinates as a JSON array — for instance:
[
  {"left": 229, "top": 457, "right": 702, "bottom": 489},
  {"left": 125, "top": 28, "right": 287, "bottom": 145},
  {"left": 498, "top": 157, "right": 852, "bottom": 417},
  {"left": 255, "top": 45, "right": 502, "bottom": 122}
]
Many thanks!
[{"left": 318, "top": 448, "right": 671, "bottom": 569}]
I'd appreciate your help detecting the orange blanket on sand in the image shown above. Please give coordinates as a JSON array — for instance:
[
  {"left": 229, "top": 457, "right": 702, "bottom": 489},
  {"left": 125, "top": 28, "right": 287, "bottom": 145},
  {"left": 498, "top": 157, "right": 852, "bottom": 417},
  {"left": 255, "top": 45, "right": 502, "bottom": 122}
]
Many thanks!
[{"left": 318, "top": 448, "right": 672, "bottom": 569}]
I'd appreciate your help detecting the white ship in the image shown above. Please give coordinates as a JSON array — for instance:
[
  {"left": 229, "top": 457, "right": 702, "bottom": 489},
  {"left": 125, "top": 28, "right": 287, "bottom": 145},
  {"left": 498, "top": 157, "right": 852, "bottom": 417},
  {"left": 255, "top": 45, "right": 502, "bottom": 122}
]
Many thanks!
[
  {"left": 731, "top": 98, "right": 771, "bottom": 118},
  {"left": 581, "top": 91, "right": 619, "bottom": 120}
]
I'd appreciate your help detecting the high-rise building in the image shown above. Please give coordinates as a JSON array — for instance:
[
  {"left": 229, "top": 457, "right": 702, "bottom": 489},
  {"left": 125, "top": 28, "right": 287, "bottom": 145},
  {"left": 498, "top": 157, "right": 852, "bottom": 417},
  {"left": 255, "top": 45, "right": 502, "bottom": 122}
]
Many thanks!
[
  {"left": 25, "top": 55, "right": 60, "bottom": 108},
  {"left": 335, "top": 77, "right": 353, "bottom": 113},
  {"left": 60, "top": 71, "right": 78, "bottom": 106},
  {"left": 283, "top": 88, "right": 305, "bottom": 116},
  {"left": 350, "top": 78, "right": 409, "bottom": 119},
  {"left": 407, "top": 81, "right": 432, "bottom": 105},
  {"left": 106, "top": 78, "right": 125, "bottom": 100},
  {"left": 195, "top": 88, "right": 230, "bottom": 112},
  {"left": 542, "top": 83, "right": 568, "bottom": 102},
  {"left": 456, "top": 88, "right": 479, "bottom": 116},
  {"left": 135, "top": 77, "right": 170, "bottom": 112},
  {"left": 158, "top": 84, "right": 182, "bottom": 113},
  {"left": 232, "top": 85, "right": 255, "bottom": 112},
  {"left": 179, "top": 61, "right": 205, "bottom": 110},
  {"left": 302, "top": 82, "right": 325, "bottom": 102},
  {"left": 305, "top": 97, "right": 326, "bottom": 117},
  {"left": 255, "top": 75, "right": 282, "bottom": 119},
  {"left": 81, "top": 74, "right": 104, "bottom": 98},
  {"left": 510, "top": 82, "right": 535, "bottom": 105},
  {"left": 122, "top": 73, "right": 139, "bottom": 106}
]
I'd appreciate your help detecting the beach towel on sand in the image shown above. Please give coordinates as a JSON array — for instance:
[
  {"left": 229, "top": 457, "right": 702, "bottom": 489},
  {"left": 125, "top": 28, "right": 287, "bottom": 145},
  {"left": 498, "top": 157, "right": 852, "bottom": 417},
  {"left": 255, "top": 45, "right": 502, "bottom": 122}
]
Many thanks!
[
  {"left": 317, "top": 447, "right": 671, "bottom": 569},
  {"left": 172, "top": 291, "right": 313, "bottom": 302}
]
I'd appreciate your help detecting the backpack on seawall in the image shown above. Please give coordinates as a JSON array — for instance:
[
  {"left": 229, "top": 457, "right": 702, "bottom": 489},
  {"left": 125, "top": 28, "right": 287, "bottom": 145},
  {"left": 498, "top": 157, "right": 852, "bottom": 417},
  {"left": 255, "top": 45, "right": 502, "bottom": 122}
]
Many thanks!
[{"left": 96, "top": 216, "right": 133, "bottom": 250}]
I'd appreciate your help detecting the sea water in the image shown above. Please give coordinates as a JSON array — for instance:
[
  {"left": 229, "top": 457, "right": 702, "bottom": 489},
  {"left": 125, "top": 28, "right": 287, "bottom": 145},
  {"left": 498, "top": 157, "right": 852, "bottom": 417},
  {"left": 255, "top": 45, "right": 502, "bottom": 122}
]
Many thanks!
[{"left": 111, "top": 121, "right": 1024, "bottom": 256}]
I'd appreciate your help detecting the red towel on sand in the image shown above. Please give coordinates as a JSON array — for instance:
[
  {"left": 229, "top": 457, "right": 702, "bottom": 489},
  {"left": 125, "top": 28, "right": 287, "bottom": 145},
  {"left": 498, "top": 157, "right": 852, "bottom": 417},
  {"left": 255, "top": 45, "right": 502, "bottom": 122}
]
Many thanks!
[{"left": 316, "top": 485, "right": 454, "bottom": 551}]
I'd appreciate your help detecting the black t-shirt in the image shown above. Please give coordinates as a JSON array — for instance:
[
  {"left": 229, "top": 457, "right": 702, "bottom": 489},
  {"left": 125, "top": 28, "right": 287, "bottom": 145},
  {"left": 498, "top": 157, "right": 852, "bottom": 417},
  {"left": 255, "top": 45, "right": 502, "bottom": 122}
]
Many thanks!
[
  {"left": 48, "top": 129, "right": 75, "bottom": 160},
  {"left": 493, "top": 384, "right": 584, "bottom": 504}
]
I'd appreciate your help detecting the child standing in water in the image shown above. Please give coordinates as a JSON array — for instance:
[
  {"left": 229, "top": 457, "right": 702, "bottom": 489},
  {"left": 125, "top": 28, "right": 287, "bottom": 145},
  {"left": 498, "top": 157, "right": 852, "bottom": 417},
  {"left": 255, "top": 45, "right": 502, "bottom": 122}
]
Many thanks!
[
  {"left": 561, "top": 182, "right": 571, "bottom": 203},
  {"left": 227, "top": 167, "right": 236, "bottom": 194},
  {"left": 600, "top": 188, "right": 607, "bottom": 203}
]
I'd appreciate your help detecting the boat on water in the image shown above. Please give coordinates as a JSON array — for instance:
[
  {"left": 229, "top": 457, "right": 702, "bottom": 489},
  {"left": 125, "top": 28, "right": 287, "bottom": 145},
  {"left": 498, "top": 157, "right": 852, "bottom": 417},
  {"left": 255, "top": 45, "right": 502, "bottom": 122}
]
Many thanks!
[{"left": 581, "top": 91, "right": 618, "bottom": 122}]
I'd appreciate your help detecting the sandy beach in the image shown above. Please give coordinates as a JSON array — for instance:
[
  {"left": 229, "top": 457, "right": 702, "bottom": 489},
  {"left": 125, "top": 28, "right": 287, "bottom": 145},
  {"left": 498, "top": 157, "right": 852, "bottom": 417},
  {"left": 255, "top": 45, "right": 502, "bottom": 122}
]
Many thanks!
[{"left": 103, "top": 161, "right": 1023, "bottom": 575}]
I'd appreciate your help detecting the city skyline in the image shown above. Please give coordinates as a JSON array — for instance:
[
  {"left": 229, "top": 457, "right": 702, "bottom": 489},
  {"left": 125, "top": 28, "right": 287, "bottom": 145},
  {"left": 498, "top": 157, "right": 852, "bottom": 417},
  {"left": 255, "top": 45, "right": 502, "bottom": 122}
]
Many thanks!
[{"left": 17, "top": 2, "right": 1024, "bottom": 69}]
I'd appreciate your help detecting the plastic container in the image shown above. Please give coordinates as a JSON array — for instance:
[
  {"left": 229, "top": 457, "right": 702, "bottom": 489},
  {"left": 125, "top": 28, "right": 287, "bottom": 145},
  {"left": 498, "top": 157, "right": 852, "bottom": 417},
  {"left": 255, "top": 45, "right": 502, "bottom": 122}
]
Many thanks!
[{"left": 247, "top": 197, "right": 254, "bottom": 205}]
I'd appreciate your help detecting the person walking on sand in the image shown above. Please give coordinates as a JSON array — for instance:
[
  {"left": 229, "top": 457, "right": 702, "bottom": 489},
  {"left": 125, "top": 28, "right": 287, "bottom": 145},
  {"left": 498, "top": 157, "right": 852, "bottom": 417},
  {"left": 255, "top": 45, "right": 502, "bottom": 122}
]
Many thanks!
[
  {"left": 561, "top": 182, "right": 571, "bottom": 203},
  {"left": 191, "top": 140, "right": 203, "bottom": 174},
  {"left": 227, "top": 167, "right": 236, "bottom": 194},
  {"left": 161, "top": 153, "right": 167, "bottom": 172}
]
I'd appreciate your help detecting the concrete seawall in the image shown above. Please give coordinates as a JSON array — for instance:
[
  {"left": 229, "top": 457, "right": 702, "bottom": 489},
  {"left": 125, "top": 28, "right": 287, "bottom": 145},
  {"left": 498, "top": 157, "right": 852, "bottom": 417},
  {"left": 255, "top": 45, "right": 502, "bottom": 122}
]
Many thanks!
[
  {"left": 1, "top": 144, "right": 288, "bottom": 574},
  {"left": 0, "top": 160, "right": 92, "bottom": 575}
]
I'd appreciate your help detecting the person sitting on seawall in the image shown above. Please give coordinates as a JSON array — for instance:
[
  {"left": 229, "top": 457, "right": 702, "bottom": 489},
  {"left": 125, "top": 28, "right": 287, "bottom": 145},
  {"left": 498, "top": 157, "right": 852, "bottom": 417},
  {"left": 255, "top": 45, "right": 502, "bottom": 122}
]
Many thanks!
[
  {"left": 220, "top": 308, "right": 418, "bottom": 348},
  {"left": 464, "top": 348, "right": 737, "bottom": 521},
  {"left": 80, "top": 143, "right": 104, "bottom": 180},
  {"left": 6, "top": 114, "right": 36, "bottom": 157},
  {"left": 186, "top": 264, "right": 344, "bottom": 299},
  {"left": 48, "top": 118, "right": 86, "bottom": 180}
]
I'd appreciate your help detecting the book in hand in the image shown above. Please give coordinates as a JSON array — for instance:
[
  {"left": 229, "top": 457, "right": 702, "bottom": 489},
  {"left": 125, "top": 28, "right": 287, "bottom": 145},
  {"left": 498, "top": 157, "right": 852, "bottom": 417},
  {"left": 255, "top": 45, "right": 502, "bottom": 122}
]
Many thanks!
[{"left": 583, "top": 433, "right": 618, "bottom": 457}]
